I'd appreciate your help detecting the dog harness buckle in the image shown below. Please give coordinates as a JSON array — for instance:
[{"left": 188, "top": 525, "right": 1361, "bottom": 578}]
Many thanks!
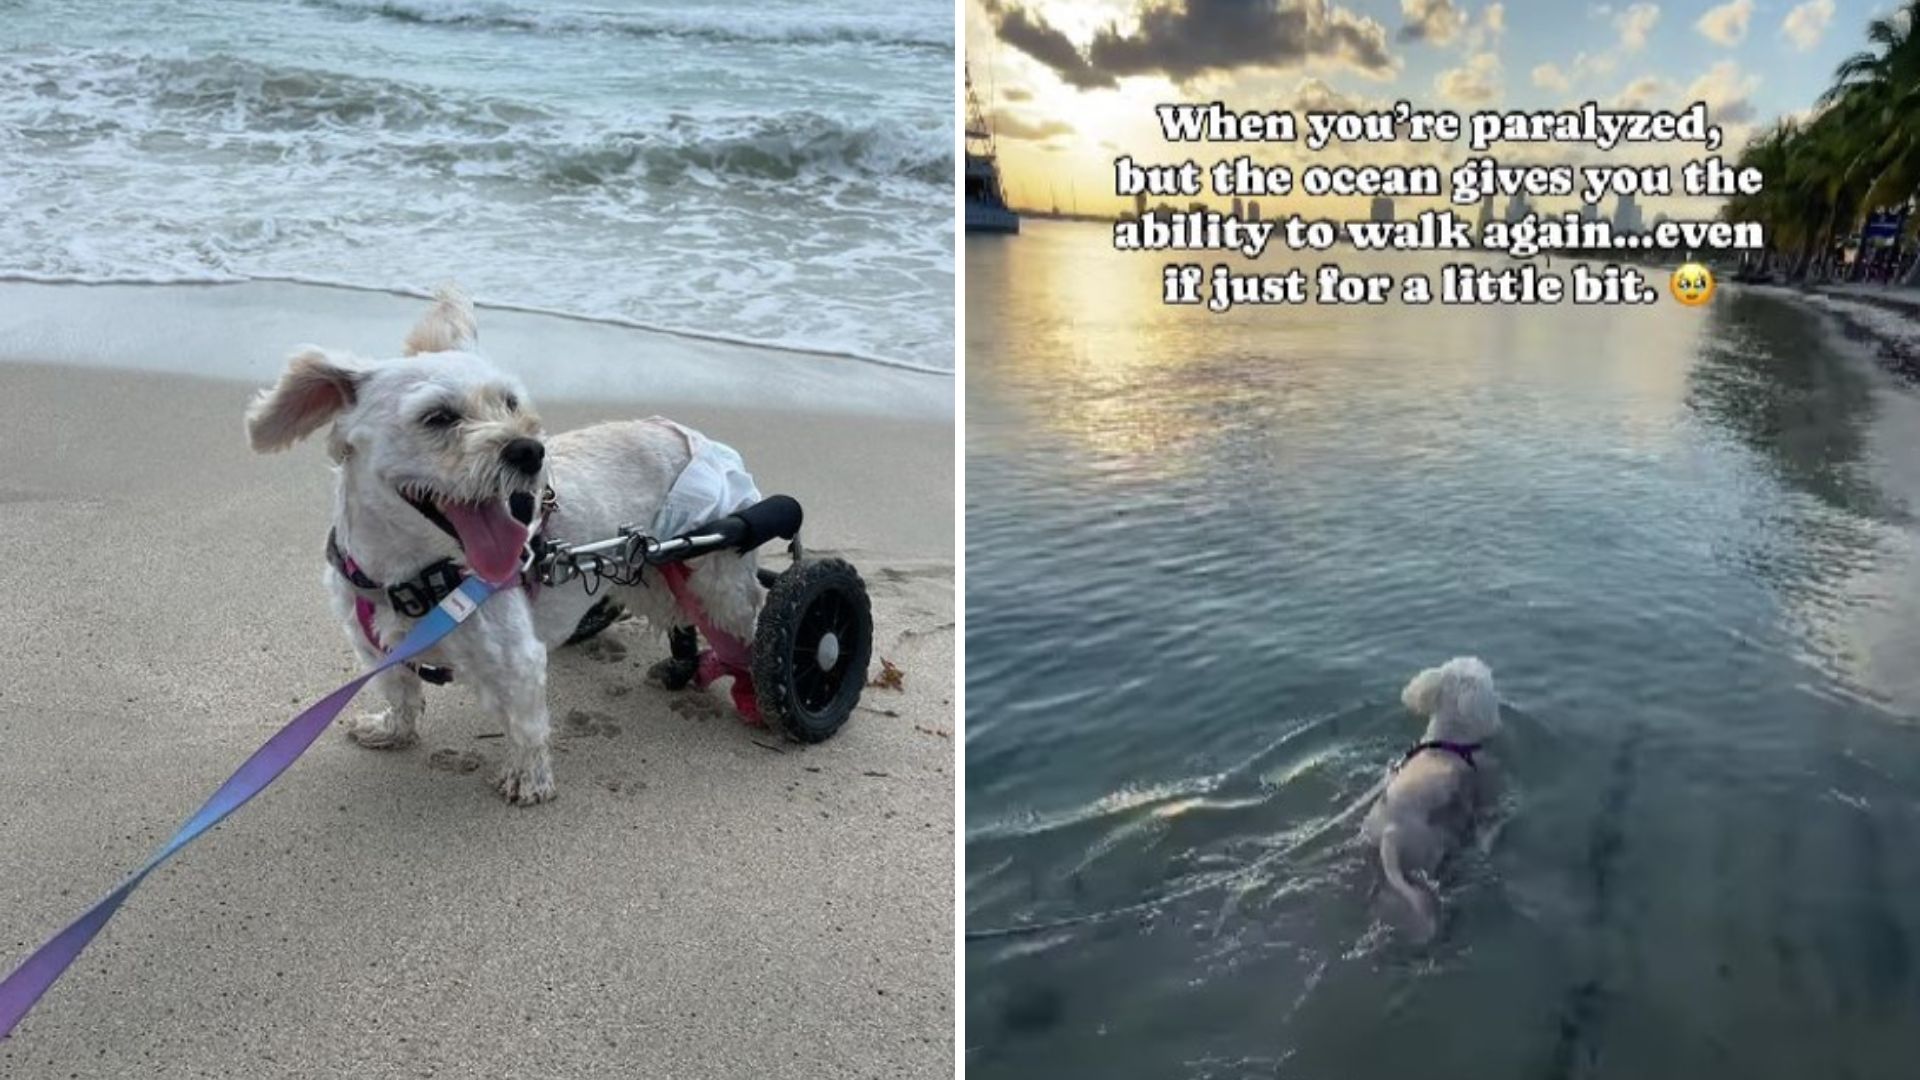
[
  {"left": 387, "top": 561, "right": 464, "bottom": 617},
  {"left": 322, "top": 488, "right": 556, "bottom": 686},
  {"left": 324, "top": 533, "right": 469, "bottom": 682}
]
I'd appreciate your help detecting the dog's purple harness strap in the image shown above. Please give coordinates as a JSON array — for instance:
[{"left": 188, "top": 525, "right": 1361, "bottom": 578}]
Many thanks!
[
  {"left": 0, "top": 576, "right": 497, "bottom": 1041},
  {"left": 1400, "top": 739, "right": 1482, "bottom": 770}
]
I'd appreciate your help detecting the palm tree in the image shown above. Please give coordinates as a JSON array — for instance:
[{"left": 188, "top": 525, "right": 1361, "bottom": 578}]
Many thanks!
[
  {"left": 1726, "top": 120, "right": 1801, "bottom": 276},
  {"left": 1724, "top": 1, "right": 1920, "bottom": 284},
  {"left": 1819, "top": 0, "right": 1920, "bottom": 282},
  {"left": 1790, "top": 100, "right": 1879, "bottom": 280}
]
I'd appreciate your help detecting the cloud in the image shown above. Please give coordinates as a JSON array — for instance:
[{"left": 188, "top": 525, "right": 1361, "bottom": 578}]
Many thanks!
[
  {"left": 1686, "top": 59, "right": 1758, "bottom": 123},
  {"left": 1533, "top": 4, "right": 1648, "bottom": 91},
  {"left": 1399, "top": 0, "right": 1506, "bottom": 48},
  {"left": 1289, "top": 75, "right": 1360, "bottom": 111},
  {"left": 988, "top": 1, "right": 1113, "bottom": 88},
  {"left": 1614, "top": 2, "right": 1660, "bottom": 51},
  {"left": 991, "top": 110, "right": 1075, "bottom": 142},
  {"left": 1613, "top": 74, "right": 1669, "bottom": 108},
  {"left": 1574, "top": 50, "right": 1618, "bottom": 78},
  {"left": 1001, "top": 86, "right": 1034, "bottom": 102},
  {"left": 983, "top": 0, "right": 1397, "bottom": 89},
  {"left": 1781, "top": 0, "right": 1834, "bottom": 51},
  {"left": 1695, "top": 0, "right": 1752, "bottom": 45},
  {"left": 1436, "top": 51, "right": 1501, "bottom": 104},
  {"left": 1532, "top": 62, "right": 1572, "bottom": 92},
  {"left": 1534, "top": 49, "right": 1615, "bottom": 91},
  {"left": 1464, "top": 2, "right": 1505, "bottom": 49},
  {"left": 1398, "top": 0, "right": 1466, "bottom": 43}
]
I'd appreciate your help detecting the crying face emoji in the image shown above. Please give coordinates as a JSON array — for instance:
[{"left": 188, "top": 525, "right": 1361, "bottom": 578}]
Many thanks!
[{"left": 1670, "top": 262, "right": 1715, "bottom": 307}]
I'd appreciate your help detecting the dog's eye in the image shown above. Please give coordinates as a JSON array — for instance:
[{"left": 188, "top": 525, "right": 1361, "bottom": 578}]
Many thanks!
[
  {"left": 420, "top": 408, "right": 461, "bottom": 429},
  {"left": 502, "top": 393, "right": 519, "bottom": 412}
]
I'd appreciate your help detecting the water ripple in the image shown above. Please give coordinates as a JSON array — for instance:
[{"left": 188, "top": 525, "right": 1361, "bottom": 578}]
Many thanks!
[{"left": 967, "top": 225, "right": 1920, "bottom": 1077}]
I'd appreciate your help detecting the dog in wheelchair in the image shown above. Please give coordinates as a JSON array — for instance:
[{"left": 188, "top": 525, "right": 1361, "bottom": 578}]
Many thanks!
[{"left": 245, "top": 288, "right": 762, "bottom": 805}]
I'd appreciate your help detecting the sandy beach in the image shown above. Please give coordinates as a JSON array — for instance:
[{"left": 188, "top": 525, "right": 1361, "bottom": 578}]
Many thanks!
[{"left": 0, "top": 283, "right": 954, "bottom": 1077}]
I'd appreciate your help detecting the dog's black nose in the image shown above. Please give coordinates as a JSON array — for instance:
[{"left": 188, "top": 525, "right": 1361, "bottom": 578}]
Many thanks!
[{"left": 502, "top": 437, "right": 545, "bottom": 476}]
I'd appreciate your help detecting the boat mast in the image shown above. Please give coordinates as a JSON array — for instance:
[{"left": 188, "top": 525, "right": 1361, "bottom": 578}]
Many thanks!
[{"left": 965, "top": 63, "right": 995, "bottom": 158}]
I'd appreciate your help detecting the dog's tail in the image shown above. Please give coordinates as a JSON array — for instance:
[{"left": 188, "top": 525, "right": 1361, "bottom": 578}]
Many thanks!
[
  {"left": 403, "top": 284, "right": 478, "bottom": 356},
  {"left": 1379, "top": 824, "right": 1438, "bottom": 942}
]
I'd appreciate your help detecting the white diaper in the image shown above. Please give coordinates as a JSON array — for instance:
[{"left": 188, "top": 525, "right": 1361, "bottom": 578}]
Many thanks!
[{"left": 648, "top": 418, "right": 762, "bottom": 539}]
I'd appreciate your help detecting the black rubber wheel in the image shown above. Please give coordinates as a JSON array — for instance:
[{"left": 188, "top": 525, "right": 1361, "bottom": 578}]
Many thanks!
[
  {"left": 564, "top": 597, "right": 627, "bottom": 646},
  {"left": 752, "top": 558, "right": 872, "bottom": 743}
]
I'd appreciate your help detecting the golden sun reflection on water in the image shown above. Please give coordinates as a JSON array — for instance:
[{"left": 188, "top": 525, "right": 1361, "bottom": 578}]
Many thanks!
[{"left": 968, "top": 219, "right": 1713, "bottom": 485}]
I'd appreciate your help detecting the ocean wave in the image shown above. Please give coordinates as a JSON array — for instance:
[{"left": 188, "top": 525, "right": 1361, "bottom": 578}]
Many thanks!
[
  {"left": 543, "top": 113, "right": 951, "bottom": 189},
  {"left": 967, "top": 702, "right": 1382, "bottom": 845},
  {"left": 0, "top": 47, "right": 950, "bottom": 189},
  {"left": 0, "top": 37, "right": 952, "bottom": 367},
  {"left": 392, "top": 111, "right": 953, "bottom": 189},
  {"left": 0, "top": 48, "right": 554, "bottom": 136},
  {"left": 302, "top": 0, "right": 951, "bottom": 52}
]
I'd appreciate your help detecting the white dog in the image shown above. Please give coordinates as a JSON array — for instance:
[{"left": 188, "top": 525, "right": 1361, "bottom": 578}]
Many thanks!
[
  {"left": 1360, "top": 656, "right": 1502, "bottom": 941},
  {"left": 246, "top": 289, "right": 762, "bottom": 805}
]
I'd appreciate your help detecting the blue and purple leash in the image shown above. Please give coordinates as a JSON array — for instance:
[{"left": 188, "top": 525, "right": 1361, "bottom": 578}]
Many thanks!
[{"left": 0, "top": 575, "right": 498, "bottom": 1040}]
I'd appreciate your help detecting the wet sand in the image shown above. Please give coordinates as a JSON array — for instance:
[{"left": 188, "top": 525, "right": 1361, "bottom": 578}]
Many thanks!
[{"left": 0, "top": 283, "right": 954, "bottom": 1078}]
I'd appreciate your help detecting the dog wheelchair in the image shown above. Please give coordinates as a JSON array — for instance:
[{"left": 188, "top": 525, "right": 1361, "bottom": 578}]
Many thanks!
[{"left": 535, "top": 495, "right": 872, "bottom": 743}]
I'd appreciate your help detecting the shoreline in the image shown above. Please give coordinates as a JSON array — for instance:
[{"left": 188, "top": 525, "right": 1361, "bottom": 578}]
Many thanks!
[
  {"left": 1746, "top": 282, "right": 1920, "bottom": 383},
  {"left": 0, "top": 273, "right": 955, "bottom": 376},
  {"left": 0, "top": 279, "right": 953, "bottom": 420}
]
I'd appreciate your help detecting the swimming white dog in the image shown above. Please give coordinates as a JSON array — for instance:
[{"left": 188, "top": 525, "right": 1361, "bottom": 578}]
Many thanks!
[
  {"left": 245, "top": 289, "right": 761, "bottom": 805},
  {"left": 1361, "top": 657, "right": 1502, "bottom": 941}
]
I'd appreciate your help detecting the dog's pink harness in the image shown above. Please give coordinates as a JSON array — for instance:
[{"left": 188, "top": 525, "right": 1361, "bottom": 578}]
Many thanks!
[
  {"left": 328, "top": 519, "right": 534, "bottom": 685},
  {"left": 657, "top": 563, "right": 760, "bottom": 723},
  {"left": 342, "top": 555, "right": 458, "bottom": 683}
]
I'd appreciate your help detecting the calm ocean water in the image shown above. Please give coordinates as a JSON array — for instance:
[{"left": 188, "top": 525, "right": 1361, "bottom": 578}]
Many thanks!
[
  {"left": 0, "top": 0, "right": 952, "bottom": 368},
  {"left": 967, "top": 220, "right": 1920, "bottom": 1077}
]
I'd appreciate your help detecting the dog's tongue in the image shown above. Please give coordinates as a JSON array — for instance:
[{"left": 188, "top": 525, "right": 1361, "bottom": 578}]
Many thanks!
[{"left": 440, "top": 499, "right": 530, "bottom": 587}]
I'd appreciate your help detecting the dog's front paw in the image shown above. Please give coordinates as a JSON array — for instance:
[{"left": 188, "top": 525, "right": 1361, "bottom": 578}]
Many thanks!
[
  {"left": 496, "top": 751, "right": 556, "bottom": 806},
  {"left": 346, "top": 709, "right": 417, "bottom": 749}
]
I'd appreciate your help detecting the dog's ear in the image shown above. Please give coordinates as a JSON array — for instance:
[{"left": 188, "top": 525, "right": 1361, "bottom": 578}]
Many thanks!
[
  {"left": 403, "top": 284, "right": 477, "bottom": 356},
  {"left": 1401, "top": 667, "right": 1444, "bottom": 717},
  {"left": 246, "top": 347, "right": 362, "bottom": 453}
]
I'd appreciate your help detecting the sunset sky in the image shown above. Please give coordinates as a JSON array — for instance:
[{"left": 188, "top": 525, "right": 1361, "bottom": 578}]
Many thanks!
[{"left": 968, "top": 0, "right": 1893, "bottom": 219}]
